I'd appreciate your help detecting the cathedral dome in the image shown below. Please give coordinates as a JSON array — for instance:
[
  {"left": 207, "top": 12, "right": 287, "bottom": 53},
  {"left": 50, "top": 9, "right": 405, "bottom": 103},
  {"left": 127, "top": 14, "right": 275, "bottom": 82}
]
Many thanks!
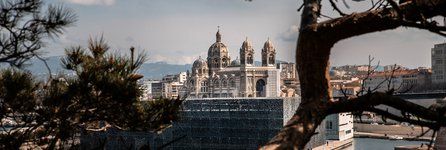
[
  {"left": 207, "top": 29, "right": 229, "bottom": 58},
  {"left": 192, "top": 56, "right": 208, "bottom": 70},
  {"left": 208, "top": 42, "right": 228, "bottom": 57},
  {"left": 230, "top": 57, "right": 241, "bottom": 66}
]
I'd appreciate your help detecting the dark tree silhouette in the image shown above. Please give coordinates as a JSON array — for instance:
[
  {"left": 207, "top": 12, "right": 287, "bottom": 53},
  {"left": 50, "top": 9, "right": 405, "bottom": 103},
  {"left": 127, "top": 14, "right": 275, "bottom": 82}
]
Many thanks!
[
  {"left": 0, "top": 1, "right": 181, "bottom": 149},
  {"left": 0, "top": 37, "right": 182, "bottom": 149},
  {"left": 259, "top": 0, "right": 446, "bottom": 149},
  {"left": 0, "top": 0, "right": 76, "bottom": 67}
]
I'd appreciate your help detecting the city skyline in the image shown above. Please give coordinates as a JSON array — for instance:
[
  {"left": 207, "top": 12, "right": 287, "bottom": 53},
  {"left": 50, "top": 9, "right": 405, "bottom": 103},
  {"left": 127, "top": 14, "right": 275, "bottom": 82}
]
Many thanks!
[{"left": 43, "top": 0, "right": 444, "bottom": 68}]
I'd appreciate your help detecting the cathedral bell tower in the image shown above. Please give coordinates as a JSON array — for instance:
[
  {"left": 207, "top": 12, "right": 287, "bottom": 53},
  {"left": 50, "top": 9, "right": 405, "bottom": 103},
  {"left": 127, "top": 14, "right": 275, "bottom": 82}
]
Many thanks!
[
  {"left": 240, "top": 37, "right": 254, "bottom": 67},
  {"left": 262, "top": 38, "right": 276, "bottom": 67}
]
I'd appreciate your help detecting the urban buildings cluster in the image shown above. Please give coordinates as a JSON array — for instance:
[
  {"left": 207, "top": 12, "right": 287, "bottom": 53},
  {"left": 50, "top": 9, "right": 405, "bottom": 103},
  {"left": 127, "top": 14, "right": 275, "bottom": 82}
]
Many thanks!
[
  {"left": 126, "top": 32, "right": 446, "bottom": 150},
  {"left": 330, "top": 65, "right": 432, "bottom": 95}
]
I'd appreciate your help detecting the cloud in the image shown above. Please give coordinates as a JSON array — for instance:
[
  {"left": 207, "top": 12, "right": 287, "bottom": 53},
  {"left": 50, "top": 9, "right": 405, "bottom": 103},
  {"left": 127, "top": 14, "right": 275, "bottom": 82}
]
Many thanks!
[
  {"left": 66, "top": 0, "right": 115, "bottom": 6},
  {"left": 149, "top": 54, "right": 198, "bottom": 65},
  {"left": 278, "top": 25, "right": 299, "bottom": 42}
]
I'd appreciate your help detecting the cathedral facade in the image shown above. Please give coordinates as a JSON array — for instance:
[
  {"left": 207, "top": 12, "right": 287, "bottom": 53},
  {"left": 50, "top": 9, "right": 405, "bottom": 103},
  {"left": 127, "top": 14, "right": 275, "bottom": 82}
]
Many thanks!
[{"left": 184, "top": 29, "right": 281, "bottom": 98}]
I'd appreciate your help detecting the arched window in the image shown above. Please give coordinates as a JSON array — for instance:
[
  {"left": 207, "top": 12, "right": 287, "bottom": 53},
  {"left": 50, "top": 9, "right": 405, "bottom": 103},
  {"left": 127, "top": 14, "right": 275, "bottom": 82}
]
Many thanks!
[
  {"left": 222, "top": 80, "right": 227, "bottom": 87},
  {"left": 247, "top": 54, "right": 253, "bottom": 64},
  {"left": 230, "top": 80, "right": 236, "bottom": 88},
  {"left": 256, "top": 79, "right": 266, "bottom": 97},
  {"left": 213, "top": 58, "right": 219, "bottom": 68},
  {"left": 213, "top": 79, "right": 220, "bottom": 87},
  {"left": 269, "top": 54, "right": 275, "bottom": 64},
  {"left": 222, "top": 58, "right": 227, "bottom": 67}
]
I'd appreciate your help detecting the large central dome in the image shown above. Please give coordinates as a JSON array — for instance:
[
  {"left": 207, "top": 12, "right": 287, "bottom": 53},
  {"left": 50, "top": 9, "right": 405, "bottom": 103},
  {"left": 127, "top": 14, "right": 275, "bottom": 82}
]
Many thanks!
[
  {"left": 207, "top": 29, "right": 231, "bottom": 72},
  {"left": 207, "top": 29, "right": 228, "bottom": 58}
]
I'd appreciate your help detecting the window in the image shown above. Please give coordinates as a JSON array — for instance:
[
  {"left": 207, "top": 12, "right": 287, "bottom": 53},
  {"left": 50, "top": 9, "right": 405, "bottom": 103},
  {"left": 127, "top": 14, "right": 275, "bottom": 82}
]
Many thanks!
[
  {"left": 222, "top": 80, "right": 227, "bottom": 87},
  {"left": 222, "top": 58, "right": 227, "bottom": 67},
  {"left": 345, "top": 129, "right": 352, "bottom": 134},
  {"left": 200, "top": 81, "right": 208, "bottom": 92},
  {"left": 230, "top": 80, "right": 236, "bottom": 88},
  {"left": 268, "top": 54, "right": 275, "bottom": 64},
  {"left": 436, "top": 59, "right": 443, "bottom": 64},
  {"left": 247, "top": 54, "right": 253, "bottom": 64},
  {"left": 213, "top": 80, "right": 220, "bottom": 87},
  {"left": 213, "top": 59, "right": 219, "bottom": 68},
  {"left": 435, "top": 49, "right": 443, "bottom": 54},
  {"left": 326, "top": 121, "right": 333, "bottom": 129}
]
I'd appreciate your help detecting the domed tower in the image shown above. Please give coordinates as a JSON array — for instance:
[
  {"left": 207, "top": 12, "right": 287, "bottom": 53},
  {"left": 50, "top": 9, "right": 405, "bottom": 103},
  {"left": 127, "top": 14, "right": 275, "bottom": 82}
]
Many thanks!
[
  {"left": 192, "top": 56, "right": 208, "bottom": 76},
  {"left": 207, "top": 28, "right": 231, "bottom": 74},
  {"left": 188, "top": 56, "right": 209, "bottom": 98},
  {"left": 262, "top": 38, "right": 276, "bottom": 66},
  {"left": 240, "top": 37, "right": 254, "bottom": 67}
]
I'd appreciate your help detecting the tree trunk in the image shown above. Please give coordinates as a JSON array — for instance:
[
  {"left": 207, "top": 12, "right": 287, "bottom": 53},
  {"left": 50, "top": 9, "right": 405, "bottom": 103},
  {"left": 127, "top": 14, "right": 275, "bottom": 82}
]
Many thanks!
[{"left": 265, "top": 31, "right": 334, "bottom": 149}]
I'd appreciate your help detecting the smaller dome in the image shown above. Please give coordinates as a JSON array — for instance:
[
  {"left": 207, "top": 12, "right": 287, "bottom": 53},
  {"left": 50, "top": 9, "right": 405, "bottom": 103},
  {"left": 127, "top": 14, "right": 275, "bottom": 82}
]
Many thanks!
[
  {"left": 231, "top": 57, "right": 241, "bottom": 66},
  {"left": 263, "top": 38, "right": 274, "bottom": 49},
  {"left": 242, "top": 37, "right": 252, "bottom": 49},
  {"left": 192, "top": 56, "right": 208, "bottom": 69}
]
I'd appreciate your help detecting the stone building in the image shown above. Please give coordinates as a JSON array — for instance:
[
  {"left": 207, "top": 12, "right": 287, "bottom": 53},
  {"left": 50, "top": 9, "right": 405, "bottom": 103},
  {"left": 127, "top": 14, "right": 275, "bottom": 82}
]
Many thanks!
[
  {"left": 432, "top": 42, "right": 446, "bottom": 83},
  {"left": 185, "top": 29, "right": 281, "bottom": 98}
]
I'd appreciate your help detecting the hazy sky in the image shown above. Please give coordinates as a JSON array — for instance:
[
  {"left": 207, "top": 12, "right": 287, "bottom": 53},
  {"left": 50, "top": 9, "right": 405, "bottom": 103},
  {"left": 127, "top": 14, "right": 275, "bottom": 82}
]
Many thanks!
[{"left": 43, "top": 0, "right": 444, "bottom": 68}]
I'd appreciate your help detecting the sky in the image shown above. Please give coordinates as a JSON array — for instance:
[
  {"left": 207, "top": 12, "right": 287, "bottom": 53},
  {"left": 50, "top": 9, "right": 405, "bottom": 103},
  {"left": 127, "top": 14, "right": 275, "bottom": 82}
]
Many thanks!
[{"left": 42, "top": 0, "right": 445, "bottom": 68}]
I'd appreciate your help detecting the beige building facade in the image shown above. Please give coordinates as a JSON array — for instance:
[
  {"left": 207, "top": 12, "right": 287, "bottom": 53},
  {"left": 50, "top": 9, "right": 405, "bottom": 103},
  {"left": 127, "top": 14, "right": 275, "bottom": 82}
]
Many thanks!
[{"left": 184, "top": 30, "right": 282, "bottom": 98}]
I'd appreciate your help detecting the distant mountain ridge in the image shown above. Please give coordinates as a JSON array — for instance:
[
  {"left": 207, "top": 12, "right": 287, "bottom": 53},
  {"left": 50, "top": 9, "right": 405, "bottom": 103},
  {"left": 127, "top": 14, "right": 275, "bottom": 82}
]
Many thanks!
[
  {"left": 15, "top": 56, "right": 289, "bottom": 80},
  {"left": 18, "top": 56, "right": 191, "bottom": 80}
]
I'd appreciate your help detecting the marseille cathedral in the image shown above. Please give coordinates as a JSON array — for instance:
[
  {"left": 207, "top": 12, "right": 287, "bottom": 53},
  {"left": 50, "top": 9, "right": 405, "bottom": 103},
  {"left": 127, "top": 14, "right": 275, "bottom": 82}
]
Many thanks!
[{"left": 184, "top": 29, "right": 285, "bottom": 98}]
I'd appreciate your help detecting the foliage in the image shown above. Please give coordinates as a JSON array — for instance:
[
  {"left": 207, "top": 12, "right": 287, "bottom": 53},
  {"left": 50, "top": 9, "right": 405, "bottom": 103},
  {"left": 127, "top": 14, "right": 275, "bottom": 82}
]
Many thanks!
[
  {"left": 0, "top": 1, "right": 181, "bottom": 149},
  {"left": 0, "top": 0, "right": 76, "bottom": 67},
  {"left": 0, "top": 37, "right": 182, "bottom": 149}
]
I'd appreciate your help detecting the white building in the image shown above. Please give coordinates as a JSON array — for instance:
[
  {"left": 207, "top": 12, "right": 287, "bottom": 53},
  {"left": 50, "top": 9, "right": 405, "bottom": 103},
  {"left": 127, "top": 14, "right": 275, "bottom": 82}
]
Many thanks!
[
  {"left": 432, "top": 43, "right": 446, "bottom": 83},
  {"left": 150, "top": 72, "right": 187, "bottom": 99},
  {"left": 325, "top": 113, "right": 354, "bottom": 141},
  {"left": 140, "top": 80, "right": 161, "bottom": 101}
]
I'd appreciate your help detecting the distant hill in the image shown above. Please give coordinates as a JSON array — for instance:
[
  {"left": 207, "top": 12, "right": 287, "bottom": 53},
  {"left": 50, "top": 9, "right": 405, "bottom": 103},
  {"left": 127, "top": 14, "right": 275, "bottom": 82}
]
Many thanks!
[
  {"left": 137, "top": 62, "right": 192, "bottom": 79},
  {"left": 18, "top": 56, "right": 191, "bottom": 80},
  {"left": 10, "top": 56, "right": 288, "bottom": 80}
]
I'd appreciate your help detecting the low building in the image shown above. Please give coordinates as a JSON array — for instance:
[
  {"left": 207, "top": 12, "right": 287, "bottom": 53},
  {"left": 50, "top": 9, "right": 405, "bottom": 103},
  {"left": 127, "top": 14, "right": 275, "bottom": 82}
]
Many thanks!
[
  {"left": 325, "top": 113, "right": 354, "bottom": 141},
  {"left": 139, "top": 80, "right": 161, "bottom": 101},
  {"left": 152, "top": 97, "right": 328, "bottom": 149},
  {"left": 363, "top": 69, "right": 431, "bottom": 93},
  {"left": 153, "top": 72, "right": 187, "bottom": 99},
  {"left": 331, "top": 78, "right": 361, "bottom": 97},
  {"left": 151, "top": 82, "right": 163, "bottom": 99},
  {"left": 80, "top": 97, "right": 312, "bottom": 149}
]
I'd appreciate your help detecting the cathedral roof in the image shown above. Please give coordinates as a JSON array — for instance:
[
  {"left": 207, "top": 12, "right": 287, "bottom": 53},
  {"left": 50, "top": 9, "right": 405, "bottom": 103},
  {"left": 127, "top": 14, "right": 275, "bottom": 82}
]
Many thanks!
[
  {"left": 240, "top": 37, "right": 254, "bottom": 53},
  {"left": 242, "top": 37, "right": 252, "bottom": 49},
  {"left": 192, "top": 56, "right": 208, "bottom": 69},
  {"left": 263, "top": 38, "right": 274, "bottom": 49}
]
